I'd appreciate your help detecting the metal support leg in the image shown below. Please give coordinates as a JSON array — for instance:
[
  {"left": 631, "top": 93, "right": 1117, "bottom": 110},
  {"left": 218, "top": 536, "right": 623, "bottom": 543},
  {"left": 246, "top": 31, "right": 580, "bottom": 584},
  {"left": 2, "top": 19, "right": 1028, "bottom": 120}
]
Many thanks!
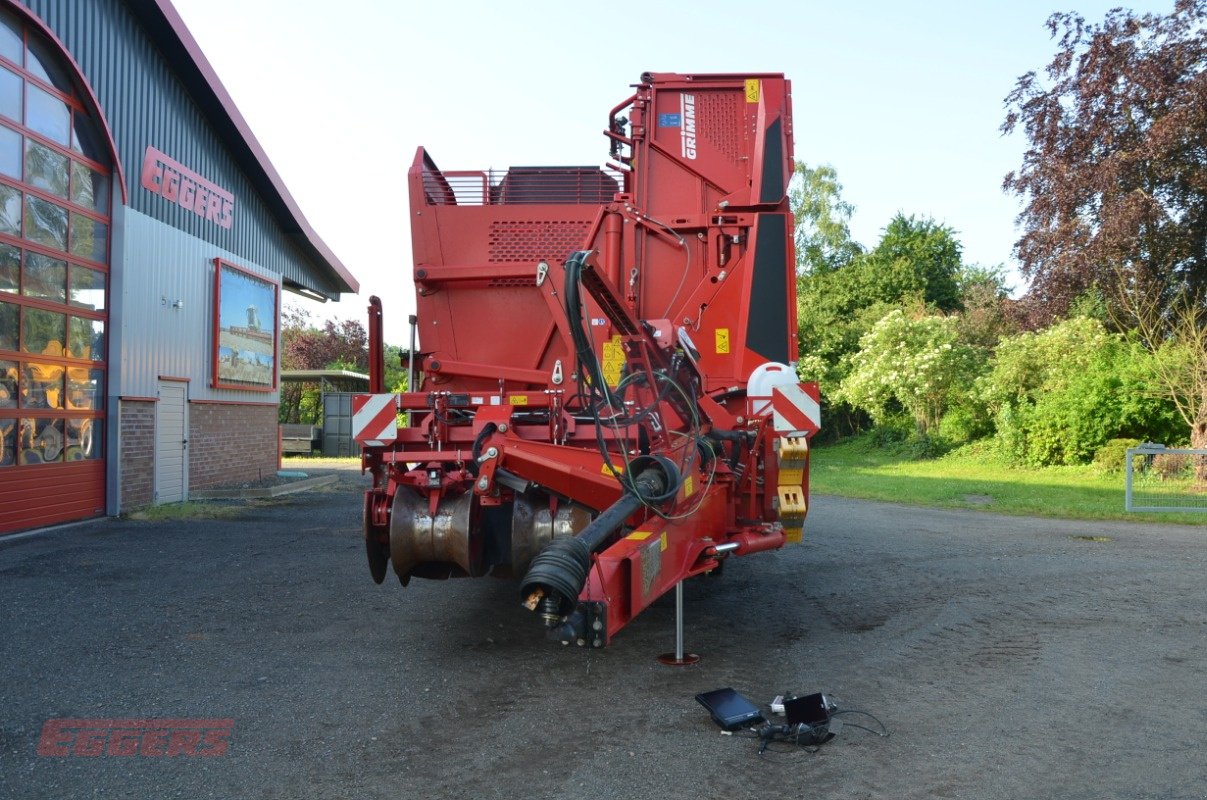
[
  {"left": 657, "top": 581, "right": 700, "bottom": 666},
  {"left": 406, "top": 314, "right": 418, "bottom": 392}
]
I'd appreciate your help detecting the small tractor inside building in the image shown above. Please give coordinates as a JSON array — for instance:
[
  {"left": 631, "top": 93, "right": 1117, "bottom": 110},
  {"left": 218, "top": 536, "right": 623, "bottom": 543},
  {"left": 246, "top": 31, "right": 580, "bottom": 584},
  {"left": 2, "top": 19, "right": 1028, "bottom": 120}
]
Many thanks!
[{"left": 356, "top": 72, "right": 819, "bottom": 647}]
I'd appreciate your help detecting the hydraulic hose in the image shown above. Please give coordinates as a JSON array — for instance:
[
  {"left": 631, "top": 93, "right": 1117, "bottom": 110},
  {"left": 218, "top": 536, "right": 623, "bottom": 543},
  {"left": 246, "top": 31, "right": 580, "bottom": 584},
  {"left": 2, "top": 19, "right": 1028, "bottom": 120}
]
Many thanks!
[{"left": 519, "top": 465, "right": 670, "bottom": 619}]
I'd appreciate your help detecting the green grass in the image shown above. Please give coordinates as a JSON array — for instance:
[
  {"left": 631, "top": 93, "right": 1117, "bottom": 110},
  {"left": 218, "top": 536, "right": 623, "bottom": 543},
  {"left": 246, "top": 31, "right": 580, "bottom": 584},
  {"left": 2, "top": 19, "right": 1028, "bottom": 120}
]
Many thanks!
[
  {"left": 125, "top": 501, "right": 244, "bottom": 522},
  {"left": 809, "top": 436, "right": 1207, "bottom": 525},
  {"left": 281, "top": 455, "right": 360, "bottom": 468}
]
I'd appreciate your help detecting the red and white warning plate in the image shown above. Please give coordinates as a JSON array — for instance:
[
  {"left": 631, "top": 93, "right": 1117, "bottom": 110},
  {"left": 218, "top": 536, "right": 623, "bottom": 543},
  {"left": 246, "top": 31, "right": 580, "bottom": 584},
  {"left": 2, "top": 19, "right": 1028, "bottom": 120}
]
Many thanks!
[
  {"left": 352, "top": 394, "right": 399, "bottom": 447},
  {"left": 770, "top": 382, "right": 820, "bottom": 435},
  {"left": 746, "top": 362, "right": 821, "bottom": 436}
]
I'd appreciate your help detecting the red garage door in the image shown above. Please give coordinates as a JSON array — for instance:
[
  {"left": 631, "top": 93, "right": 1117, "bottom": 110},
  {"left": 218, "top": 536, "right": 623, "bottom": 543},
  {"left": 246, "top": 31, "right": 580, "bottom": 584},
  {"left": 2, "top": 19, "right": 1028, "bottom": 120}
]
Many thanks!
[{"left": 0, "top": 8, "right": 110, "bottom": 534}]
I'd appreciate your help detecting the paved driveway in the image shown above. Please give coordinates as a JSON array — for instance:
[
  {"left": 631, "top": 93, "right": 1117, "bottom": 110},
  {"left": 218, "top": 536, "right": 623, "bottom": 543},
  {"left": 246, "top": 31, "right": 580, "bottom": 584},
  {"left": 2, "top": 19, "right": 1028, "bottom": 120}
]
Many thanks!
[{"left": 2, "top": 474, "right": 1205, "bottom": 799}]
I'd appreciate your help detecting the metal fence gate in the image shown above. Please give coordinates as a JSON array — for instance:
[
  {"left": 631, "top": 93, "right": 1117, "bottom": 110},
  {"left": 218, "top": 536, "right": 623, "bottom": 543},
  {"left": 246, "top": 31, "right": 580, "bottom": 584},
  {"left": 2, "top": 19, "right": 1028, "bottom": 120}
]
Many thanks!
[
  {"left": 321, "top": 393, "right": 357, "bottom": 457},
  {"left": 1125, "top": 443, "right": 1207, "bottom": 512}
]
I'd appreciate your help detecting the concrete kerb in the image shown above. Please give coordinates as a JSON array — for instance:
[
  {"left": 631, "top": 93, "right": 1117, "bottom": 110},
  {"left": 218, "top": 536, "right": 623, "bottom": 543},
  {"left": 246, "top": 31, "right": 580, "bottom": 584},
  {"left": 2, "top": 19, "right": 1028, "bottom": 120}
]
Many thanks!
[{"left": 190, "top": 473, "right": 339, "bottom": 500}]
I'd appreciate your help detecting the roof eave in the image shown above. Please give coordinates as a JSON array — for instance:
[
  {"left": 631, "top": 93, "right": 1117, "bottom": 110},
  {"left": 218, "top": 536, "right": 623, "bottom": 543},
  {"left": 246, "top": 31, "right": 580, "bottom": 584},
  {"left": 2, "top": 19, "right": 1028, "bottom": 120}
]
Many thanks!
[{"left": 140, "top": 0, "right": 360, "bottom": 296}]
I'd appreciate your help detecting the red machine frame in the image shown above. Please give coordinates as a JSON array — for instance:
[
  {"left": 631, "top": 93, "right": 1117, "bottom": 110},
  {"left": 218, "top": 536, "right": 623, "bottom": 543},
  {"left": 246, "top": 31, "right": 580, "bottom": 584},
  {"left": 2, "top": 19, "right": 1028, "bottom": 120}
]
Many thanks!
[{"left": 358, "top": 73, "right": 817, "bottom": 647}]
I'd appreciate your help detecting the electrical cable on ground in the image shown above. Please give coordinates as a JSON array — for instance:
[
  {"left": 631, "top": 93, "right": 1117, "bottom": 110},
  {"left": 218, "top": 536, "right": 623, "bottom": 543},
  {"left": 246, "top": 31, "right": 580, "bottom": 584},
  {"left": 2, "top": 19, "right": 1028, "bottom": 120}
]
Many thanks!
[{"left": 720, "top": 701, "right": 889, "bottom": 758}]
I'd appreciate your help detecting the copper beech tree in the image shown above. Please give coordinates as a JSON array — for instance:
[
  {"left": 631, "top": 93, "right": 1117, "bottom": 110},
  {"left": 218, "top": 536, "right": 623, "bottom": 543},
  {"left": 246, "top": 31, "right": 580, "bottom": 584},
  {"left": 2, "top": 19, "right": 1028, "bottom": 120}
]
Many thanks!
[
  {"left": 279, "top": 306, "right": 369, "bottom": 424},
  {"left": 1003, "top": 1, "right": 1207, "bottom": 326}
]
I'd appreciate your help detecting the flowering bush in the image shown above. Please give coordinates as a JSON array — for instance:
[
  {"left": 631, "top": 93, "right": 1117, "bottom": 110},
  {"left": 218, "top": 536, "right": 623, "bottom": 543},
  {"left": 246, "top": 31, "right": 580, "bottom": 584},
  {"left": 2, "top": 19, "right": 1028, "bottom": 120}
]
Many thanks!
[{"left": 838, "top": 309, "right": 984, "bottom": 435}]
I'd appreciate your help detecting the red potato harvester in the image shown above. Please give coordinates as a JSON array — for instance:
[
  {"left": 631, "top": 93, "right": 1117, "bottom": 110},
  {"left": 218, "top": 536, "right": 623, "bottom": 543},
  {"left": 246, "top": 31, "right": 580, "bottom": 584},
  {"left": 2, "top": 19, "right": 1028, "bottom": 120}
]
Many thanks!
[{"left": 356, "top": 72, "right": 820, "bottom": 648}]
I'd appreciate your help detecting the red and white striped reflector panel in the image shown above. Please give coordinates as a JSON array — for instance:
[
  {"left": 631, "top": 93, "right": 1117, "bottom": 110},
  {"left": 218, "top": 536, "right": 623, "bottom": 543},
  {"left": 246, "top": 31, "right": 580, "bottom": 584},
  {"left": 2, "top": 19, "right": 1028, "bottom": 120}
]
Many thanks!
[
  {"left": 352, "top": 394, "right": 398, "bottom": 447},
  {"left": 769, "top": 382, "right": 821, "bottom": 436}
]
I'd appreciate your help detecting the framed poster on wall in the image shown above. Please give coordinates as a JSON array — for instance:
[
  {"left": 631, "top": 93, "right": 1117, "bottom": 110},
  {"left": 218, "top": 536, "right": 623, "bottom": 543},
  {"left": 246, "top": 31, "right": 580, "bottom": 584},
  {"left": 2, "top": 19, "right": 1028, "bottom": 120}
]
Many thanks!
[{"left": 212, "top": 258, "right": 278, "bottom": 391}]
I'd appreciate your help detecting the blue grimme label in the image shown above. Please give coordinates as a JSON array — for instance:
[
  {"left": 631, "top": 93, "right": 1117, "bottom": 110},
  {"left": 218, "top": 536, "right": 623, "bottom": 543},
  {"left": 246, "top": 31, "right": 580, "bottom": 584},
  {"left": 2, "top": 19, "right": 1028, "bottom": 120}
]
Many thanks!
[{"left": 658, "top": 113, "right": 682, "bottom": 127}]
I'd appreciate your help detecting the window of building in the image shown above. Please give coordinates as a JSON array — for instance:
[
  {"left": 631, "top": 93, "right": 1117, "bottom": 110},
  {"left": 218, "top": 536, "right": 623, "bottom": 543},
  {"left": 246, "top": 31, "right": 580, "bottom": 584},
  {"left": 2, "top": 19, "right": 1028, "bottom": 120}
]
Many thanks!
[
  {"left": 0, "top": 124, "right": 19, "bottom": 178},
  {"left": 0, "top": 9, "right": 20, "bottom": 67},
  {"left": 0, "top": 242, "right": 15, "bottom": 292},
  {"left": 26, "top": 139, "right": 68, "bottom": 196},
  {"left": 0, "top": 12, "right": 108, "bottom": 467},
  {"left": 23, "top": 251, "right": 65, "bottom": 302},
  {"left": 0, "top": 66, "right": 19, "bottom": 122}
]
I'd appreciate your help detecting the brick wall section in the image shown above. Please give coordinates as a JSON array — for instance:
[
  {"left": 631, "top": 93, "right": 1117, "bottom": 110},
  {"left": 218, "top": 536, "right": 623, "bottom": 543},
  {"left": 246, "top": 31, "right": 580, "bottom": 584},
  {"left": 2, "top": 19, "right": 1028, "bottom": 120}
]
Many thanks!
[
  {"left": 120, "top": 400, "right": 155, "bottom": 509},
  {"left": 188, "top": 403, "right": 278, "bottom": 489}
]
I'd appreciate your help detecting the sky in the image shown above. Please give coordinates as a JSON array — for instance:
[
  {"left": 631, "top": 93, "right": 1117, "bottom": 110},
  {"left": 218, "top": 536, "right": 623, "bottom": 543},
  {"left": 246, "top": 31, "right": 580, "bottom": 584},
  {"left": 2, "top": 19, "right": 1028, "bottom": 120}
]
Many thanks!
[{"left": 171, "top": 0, "right": 1174, "bottom": 345}]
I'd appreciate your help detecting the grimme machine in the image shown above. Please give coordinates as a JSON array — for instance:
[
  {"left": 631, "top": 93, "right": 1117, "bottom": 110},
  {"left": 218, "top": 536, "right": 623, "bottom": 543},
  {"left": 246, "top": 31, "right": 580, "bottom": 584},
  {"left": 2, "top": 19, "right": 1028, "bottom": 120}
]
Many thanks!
[{"left": 357, "top": 72, "right": 819, "bottom": 648}]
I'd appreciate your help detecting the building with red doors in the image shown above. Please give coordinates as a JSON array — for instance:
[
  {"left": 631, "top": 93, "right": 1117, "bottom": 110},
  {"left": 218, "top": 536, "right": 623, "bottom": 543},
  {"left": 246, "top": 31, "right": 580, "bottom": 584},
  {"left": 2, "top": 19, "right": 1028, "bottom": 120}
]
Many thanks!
[{"left": 0, "top": 0, "right": 357, "bottom": 534}]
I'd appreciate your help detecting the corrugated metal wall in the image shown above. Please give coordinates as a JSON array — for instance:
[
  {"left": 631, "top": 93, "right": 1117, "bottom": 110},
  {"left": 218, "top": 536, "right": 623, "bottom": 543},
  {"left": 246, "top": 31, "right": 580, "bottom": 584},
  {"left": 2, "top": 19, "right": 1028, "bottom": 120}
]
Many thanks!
[
  {"left": 15, "top": 0, "right": 343, "bottom": 298},
  {"left": 116, "top": 207, "right": 278, "bottom": 402}
]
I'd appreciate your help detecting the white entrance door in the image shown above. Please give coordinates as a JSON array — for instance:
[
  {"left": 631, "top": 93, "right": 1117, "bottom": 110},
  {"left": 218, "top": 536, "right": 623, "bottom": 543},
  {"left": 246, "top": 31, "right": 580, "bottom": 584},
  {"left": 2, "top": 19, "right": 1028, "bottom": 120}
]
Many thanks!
[{"left": 155, "top": 381, "right": 188, "bottom": 504}]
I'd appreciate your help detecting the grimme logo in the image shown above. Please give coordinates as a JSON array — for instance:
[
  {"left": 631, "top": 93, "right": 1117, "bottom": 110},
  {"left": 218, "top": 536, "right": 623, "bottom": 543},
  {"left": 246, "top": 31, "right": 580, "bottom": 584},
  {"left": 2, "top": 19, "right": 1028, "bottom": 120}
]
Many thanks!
[
  {"left": 37, "top": 718, "right": 233, "bottom": 757},
  {"left": 681, "top": 93, "right": 697, "bottom": 159}
]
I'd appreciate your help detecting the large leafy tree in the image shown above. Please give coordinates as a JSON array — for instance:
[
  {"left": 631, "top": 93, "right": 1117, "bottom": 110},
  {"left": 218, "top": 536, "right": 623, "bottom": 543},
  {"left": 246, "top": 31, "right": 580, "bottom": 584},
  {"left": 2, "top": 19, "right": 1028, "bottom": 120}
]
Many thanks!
[
  {"left": 860, "top": 214, "right": 964, "bottom": 312},
  {"left": 797, "top": 212, "right": 966, "bottom": 385},
  {"left": 790, "top": 162, "right": 863, "bottom": 274},
  {"left": 282, "top": 307, "right": 368, "bottom": 372},
  {"left": 279, "top": 306, "right": 370, "bottom": 424},
  {"left": 1003, "top": 1, "right": 1207, "bottom": 323}
]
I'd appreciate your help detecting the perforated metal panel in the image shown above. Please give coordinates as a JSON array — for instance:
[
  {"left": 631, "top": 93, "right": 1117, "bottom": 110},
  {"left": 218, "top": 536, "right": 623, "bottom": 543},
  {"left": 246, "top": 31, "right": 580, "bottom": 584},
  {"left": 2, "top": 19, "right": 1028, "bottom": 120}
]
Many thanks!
[
  {"left": 487, "top": 220, "right": 591, "bottom": 263},
  {"left": 697, "top": 90, "right": 745, "bottom": 168}
]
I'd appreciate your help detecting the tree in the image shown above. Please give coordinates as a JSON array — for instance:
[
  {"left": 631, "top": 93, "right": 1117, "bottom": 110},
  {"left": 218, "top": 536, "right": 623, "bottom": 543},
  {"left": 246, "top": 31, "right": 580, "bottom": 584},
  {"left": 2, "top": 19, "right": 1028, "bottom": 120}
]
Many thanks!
[
  {"left": 795, "top": 202, "right": 970, "bottom": 438},
  {"left": 279, "top": 305, "right": 370, "bottom": 424},
  {"left": 282, "top": 312, "right": 368, "bottom": 372},
  {"left": 980, "top": 316, "right": 1181, "bottom": 465},
  {"left": 383, "top": 344, "right": 410, "bottom": 394},
  {"left": 954, "top": 264, "right": 1019, "bottom": 349},
  {"left": 837, "top": 309, "right": 984, "bottom": 436},
  {"left": 1116, "top": 283, "right": 1207, "bottom": 479},
  {"left": 1003, "top": 2, "right": 1207, "bottom": 323},
  {"left": 860, "top": 214, "right": 964, "bottom": 312},
  {"left": 790, "top": 162, "right": 863, "bottom": 274},
  {"left": 796, "top": 212, "right": 968, "bottom": 377}
]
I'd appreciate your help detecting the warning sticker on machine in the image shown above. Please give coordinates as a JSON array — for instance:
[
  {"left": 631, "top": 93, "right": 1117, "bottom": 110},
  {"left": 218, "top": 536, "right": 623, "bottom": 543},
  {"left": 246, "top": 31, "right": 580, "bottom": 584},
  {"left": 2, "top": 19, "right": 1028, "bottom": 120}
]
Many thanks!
[
  {"left": 745, "top": 79, "right": 761, "bottom": 103},
  {"left": 602, "top": 335, "right": 625, "bottom": 387},
  {"left": 715, "top": 328, "right": 730, "bottom": 354},
  {"left": 641, "top": 538, "right": 662, "bottom": 596}
]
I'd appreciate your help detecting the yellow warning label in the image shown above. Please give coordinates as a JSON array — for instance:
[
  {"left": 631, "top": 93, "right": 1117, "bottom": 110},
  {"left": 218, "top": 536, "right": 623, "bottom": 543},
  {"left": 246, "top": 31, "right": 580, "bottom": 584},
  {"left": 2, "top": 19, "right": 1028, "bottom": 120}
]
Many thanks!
[
  {"left": 601, "top": 335, "right": 625, "bottom": 387},
  {"left": 508, "top": 395, "right": 528, "bottom": 405},
  {"left": 601, "top": 462, "right": 624, "bottom": 475},
  {"left": 745, "top": 79, "right": 761, "bottom": 103},
  {"left": 683, "top": 475, "right": 694, "bottom": 497},
  {"left": 627, "top": 530, "right": 653, "bottom": 541},
  {"left": 660, "top": 532, "right": 668, "bottom": 552},
  {"left": 715, "top": 328, "right": 730, "bottom": 354}
]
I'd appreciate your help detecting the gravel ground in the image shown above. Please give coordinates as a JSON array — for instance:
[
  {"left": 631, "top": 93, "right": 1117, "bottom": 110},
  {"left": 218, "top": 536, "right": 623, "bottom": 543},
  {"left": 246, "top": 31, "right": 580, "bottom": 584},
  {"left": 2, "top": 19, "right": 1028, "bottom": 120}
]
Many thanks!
[{"left": 1, "top": 468, "right": 1205, "bottom": 800}]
